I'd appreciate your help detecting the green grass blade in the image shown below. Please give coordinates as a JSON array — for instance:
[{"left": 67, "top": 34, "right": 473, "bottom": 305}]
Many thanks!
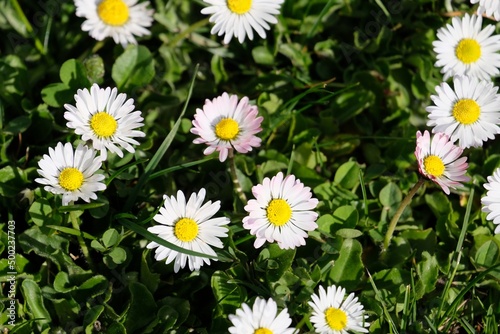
[
  {"left": 46, "top": 225, "right": 96, "bottom": 240},
  {"left": 148, "top": 156, "right": 214, "bottom": 181},
  {"left": 124, "top": 64, "right": 199, "bottom": 210},
  {"left": 106, "top": 158, "right": 149, "bottom": 186},
  {"left": 57, "top": 202, "right": 106, "bottom": 212}
]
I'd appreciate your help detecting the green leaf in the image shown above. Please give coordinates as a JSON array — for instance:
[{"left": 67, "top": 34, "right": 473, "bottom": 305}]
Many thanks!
[
  {"left": 21, "top": 279, "right": 51, "bottom": 330},
  {"left": 211, "top": 270, "right": 247, "bottom": 316},
  {"left": 112, "top": 45, "right": 155, "bottom": 91},
  {"left": 59, "top": 59, "right": 91, "bottom": 88},
  {"left": 252, "top": 46, "right": 275, "bottom": 65},
  {"left": 416, "top": 251, "right": 439, "bottom": 297},
  {"left": 46, "top": 225, "right": 96, "bottom": 240},
  {"left": 140, "top": 249, "right": 160, "bottom": 293},
  {"left": 474, "top": 240, "right": 499, "bottom": 268},
  {"left": 3, "top": 115, "right": 31, "bottom": 134},
  {"left": 123, "top": 282, "right": 157, "bottom": 333},
  {"left": 332, "top": 205, "right": 359, "bottom": 231},
  {"left": 104, "top": 247, "right": 127, "bottom": 268},
  {"left": 336, "top": 228, "right": 363, "bottom": 239},
  {"left": 334, "top": 161, "right": 360, "bottom": 189},
  {"left": 265, "top": 244, "right": 296, "bottom": 282},
  {"left": 379, "top": 182, "right": 402, "bottom": 208},
  {"left": 29, "top": 198, "right": 53, "bottom": 226},
  {"left": 53, "top": 272, "right": 74, "bottom": 293},
  {"left": 83, "top": 305, "right": 104, "bottom": 334},
  {"left": 329, "top": 238, "right": 364, "bottom": 290},
  {"left": 102, "top": 229, "right": 120, "bottom": 248}
]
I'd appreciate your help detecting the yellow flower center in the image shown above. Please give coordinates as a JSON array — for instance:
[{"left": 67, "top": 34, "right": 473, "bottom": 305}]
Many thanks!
[
  {"left": 423, "top": 155, "right": 445, "bottom": 177},
  {"left": 455, "top": 38, "right": 481, "bottom": 64},
  {"left": 325, "top": 307, "right": 348, "bottom": 331},
  {"left": 452, "top": 99, "right": 480, "bottom": 125},
  {"left": 266, "top": 199, "right": 292, "bottom": 226},
  {"left": 227, "top": 0, "right": 253, "bottom": 14},
  {"left": 215, "top": 118, "right": 240, "bottom": 141},
  {"left": 58, "top": 167, "right": 84, "bottom": 191},
  {"left": 174, "top": 218, "right": 199, "bottom": 242},
  {"left": 254, "top": 329, "right": 273, "bottom": 334},
  {"left": 97, "top": 0, "right": 130, "bottom": 26},
  {"left": 90, "top": 112, "right": 118, "bottom": 138}
]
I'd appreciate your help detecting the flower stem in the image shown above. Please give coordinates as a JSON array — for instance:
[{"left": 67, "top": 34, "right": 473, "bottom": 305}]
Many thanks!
[
  {"left": 383, "top": 178, "right": 425, "bottom": 251},
  {"left": 69, "top": 209, "right": 95, "bottom": 270},
  {"left": 228, "top": 149, "right": 247, "bottom": 204}
]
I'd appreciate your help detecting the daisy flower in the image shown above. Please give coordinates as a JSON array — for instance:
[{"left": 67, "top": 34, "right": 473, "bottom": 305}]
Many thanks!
[
  {"left": 415, "top": 130, "right": 470, "bottom": 195},
  {"left": 471, "top": 0, "right": 500, "bottom": 21},
  {"left": 228, "top": 297, "right": 296, "bottom": 334},
  {"left": 35, "top": 142, "right": 106, "bottom": 206},
  {"left": 309, "top": 284, "right": 369, "bottom": 334},
  {"left": 146, "top": 189, "right": 229, "bottom": 273},
  {"left": 64, "top": 83, "right": 145, "bottom": 159},
  {"left": 74, "top": 0, "right": 154, "bottom": 46},
  {"left": 433, "top": 13, "right": 500, "bottom": 80},
  {"left": 242, "top": 172, "right": 318, "bottom": 249},
  {"left": 201, "top": 0, "right": 284, "bottom": 44},
  {"left": 481, "top": 167, "right": 500, "bottom": 234},
  {"left": 426, "top": 75, "right": 500, "bottom": 148},
  {"left": 191, "top": 92, "right": 263, "bottom": 162}
]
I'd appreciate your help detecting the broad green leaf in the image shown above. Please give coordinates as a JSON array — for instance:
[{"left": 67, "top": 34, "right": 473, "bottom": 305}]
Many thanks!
[
  {"left": 329, "top": 238, "right": 364, "bottom": 290},
  {"left": 332, "top": 205, "right": 359, "bottom": 231},
  {"left": 21, "top": 279, "right": 51, "bottom": 330},
  {"left": 29, "top": 198, "right": 53, "bottom": 226},
  {"left": 3, "top": 115, "right": 31, "bottom": 134},
  {"left": 59, "top": 59, "right": 90, "bottom": 88},
  {"left": 112, "top": 45, "right": 155, "bottom": 91},
  {"left": 252, "top": 46, "right": 275, "bottom": 65},
  {"left": 415, "top": 251, "right": 439, "bottom": 298},
  {"left": 140, "top": 250, "right": 160, "bottom": 294},
  {"left": 102, "top": 229, "right": 120, "bottom": 248},
  {"left": 334, "top": 161, "right": 360, "bottom": 189},
  {"left": 474, "top": 240, "right": 499, "bottom": 268},
  {"left": 83, "top": 305, "right": 104, "bottom": 334},
  {"left": 336, "top": 228, "right": 363, "bottom": 239},
  {"left": 53, "top": 272, "right": 74, "bottom": 293},
  {"left": 104, "top": 247, "right": 127, "bottom": 268},
  {"left": 123, "top": 282, "right": 157, "bottom": 333},
  {"left": 266, "top": 244, "right": 296, "bottom": 282},
  {"left": 379, "top": 182, "right": 402, "bottom": 208},
  {"left": 211, "top": 270, "right": 247, "bottom": 316}
]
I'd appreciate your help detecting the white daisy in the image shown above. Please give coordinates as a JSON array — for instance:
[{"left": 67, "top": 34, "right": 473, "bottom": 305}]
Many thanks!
[
  {"left": 228, "top": 297, "right": 296, "bottom": 334},
  {"left": 74, "top": 0, "right": 154, "bottom": 46},
  {"left": 433, "top": 13, "right": 500, "bottom": 80},
  {"left": 64, "top": 83, "right": 145, "bottom": 159},
  {"left": 35, "top": 142, "right": 106, "bottom": 206},
  {"left": 415, "top": 130, "right": 470, "bottom": 195},
  {"left": 146, "top": 189, "right": 229, "bottom": 273},
  {"left": 481, "top": 167, "right": 500, "bottom": 234},
  {"left": 471, "top": 0, "right": 500, "bottom": 21},
  {"left": 308, "top": 284, "right": 369, "bottom": 334},
  {"left": 242, "top": 172, "right": 318, "bottom": 249},
  {"left": 191, "top": 92, "right": 263, "bottom": 162},
  {"left": 201, "top": 0, "right": 284, "bottom": 44},
  {"left": 426, "top": 75, "right": 500, "bottom": 148}
]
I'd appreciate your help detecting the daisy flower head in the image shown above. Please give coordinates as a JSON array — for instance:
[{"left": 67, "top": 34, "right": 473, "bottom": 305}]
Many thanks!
[
  {"left": 415, "top": 130, "right": 470, "bottom": 195},
  {"left": 64, "top": 83, "right": 145, "bottom": 159},
  {"left": 190, "top": 92, "right": 263, "bottom": 162},
  {"left": 308, "top": 284, "right": 369, "bottom": 334},
  {"left": 74, "top": 0, "right": 154, "bottom": 46},
  {"left": 471, "top": 0, "right": 500, "bottom": 21},
  {"left": 146, "top": 189, "right": 230, "bottom": 273},
  {"left": 228, "top": 297, "right": 296, "bottom": 334},
  {"left": 426, "top": 75, "right": 500, "bottom": 148},
  {"left": 201, "top": 0, "right": 285, "bottom": 44},
  {"left": 242, "top": 172, "right": 319, "bottom": 249},
  {"left": 432, "top": 13, "right": 500, "bottom": 80},
  {"left": 35, "top": 142, "right": 106, "bottom": 206},
  {"left": 481, "top": 167, "right": 500, "bottom": 234}
]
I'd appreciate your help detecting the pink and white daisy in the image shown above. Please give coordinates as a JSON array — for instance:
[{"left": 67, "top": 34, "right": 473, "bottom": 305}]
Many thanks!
[
  {"left": 308, "top": 284, "right": 369, "bottom": 334},
  {"left": 228, "top": 297, "right": 296, "bottom": 334},
  {"left": 243, "top": 172, "right": 318, "bottom": 249},
  {"left": 64, "top": 83, "right": 145, "bottom": 159},
  {"left": 471, "top": 0, "right": 500, "bottom": 21},
  {"left": 191, "top": 92, "right": 263, "bottom": 162},
  {"left": 433, "top": 13, "right": 500, "bottom": 80},
  {"left": 415, "top": 130, "right": 470, "bottom": 195},
  {"left": 426, "top": 75, "right": 500, "bottom": 149},
  {"left": 481, "top": 167, "right": 500, "bottom": 234},
  {"left": 35, "top": 142, "right": 106, "bottom": 206},
  {"left": 146, "top": 189, "right": 229, "bottom": 272}
]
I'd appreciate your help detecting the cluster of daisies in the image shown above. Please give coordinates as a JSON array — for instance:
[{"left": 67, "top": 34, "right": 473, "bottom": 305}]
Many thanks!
[
  {"left": 412, "top": 2, "right": 500, "bottom": 235},
  {"left": 73, "top": 0, "right": 284, "bottom": 46},
  {"left": 34, "top": 1, "right": 372, "bottom": 333}
]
